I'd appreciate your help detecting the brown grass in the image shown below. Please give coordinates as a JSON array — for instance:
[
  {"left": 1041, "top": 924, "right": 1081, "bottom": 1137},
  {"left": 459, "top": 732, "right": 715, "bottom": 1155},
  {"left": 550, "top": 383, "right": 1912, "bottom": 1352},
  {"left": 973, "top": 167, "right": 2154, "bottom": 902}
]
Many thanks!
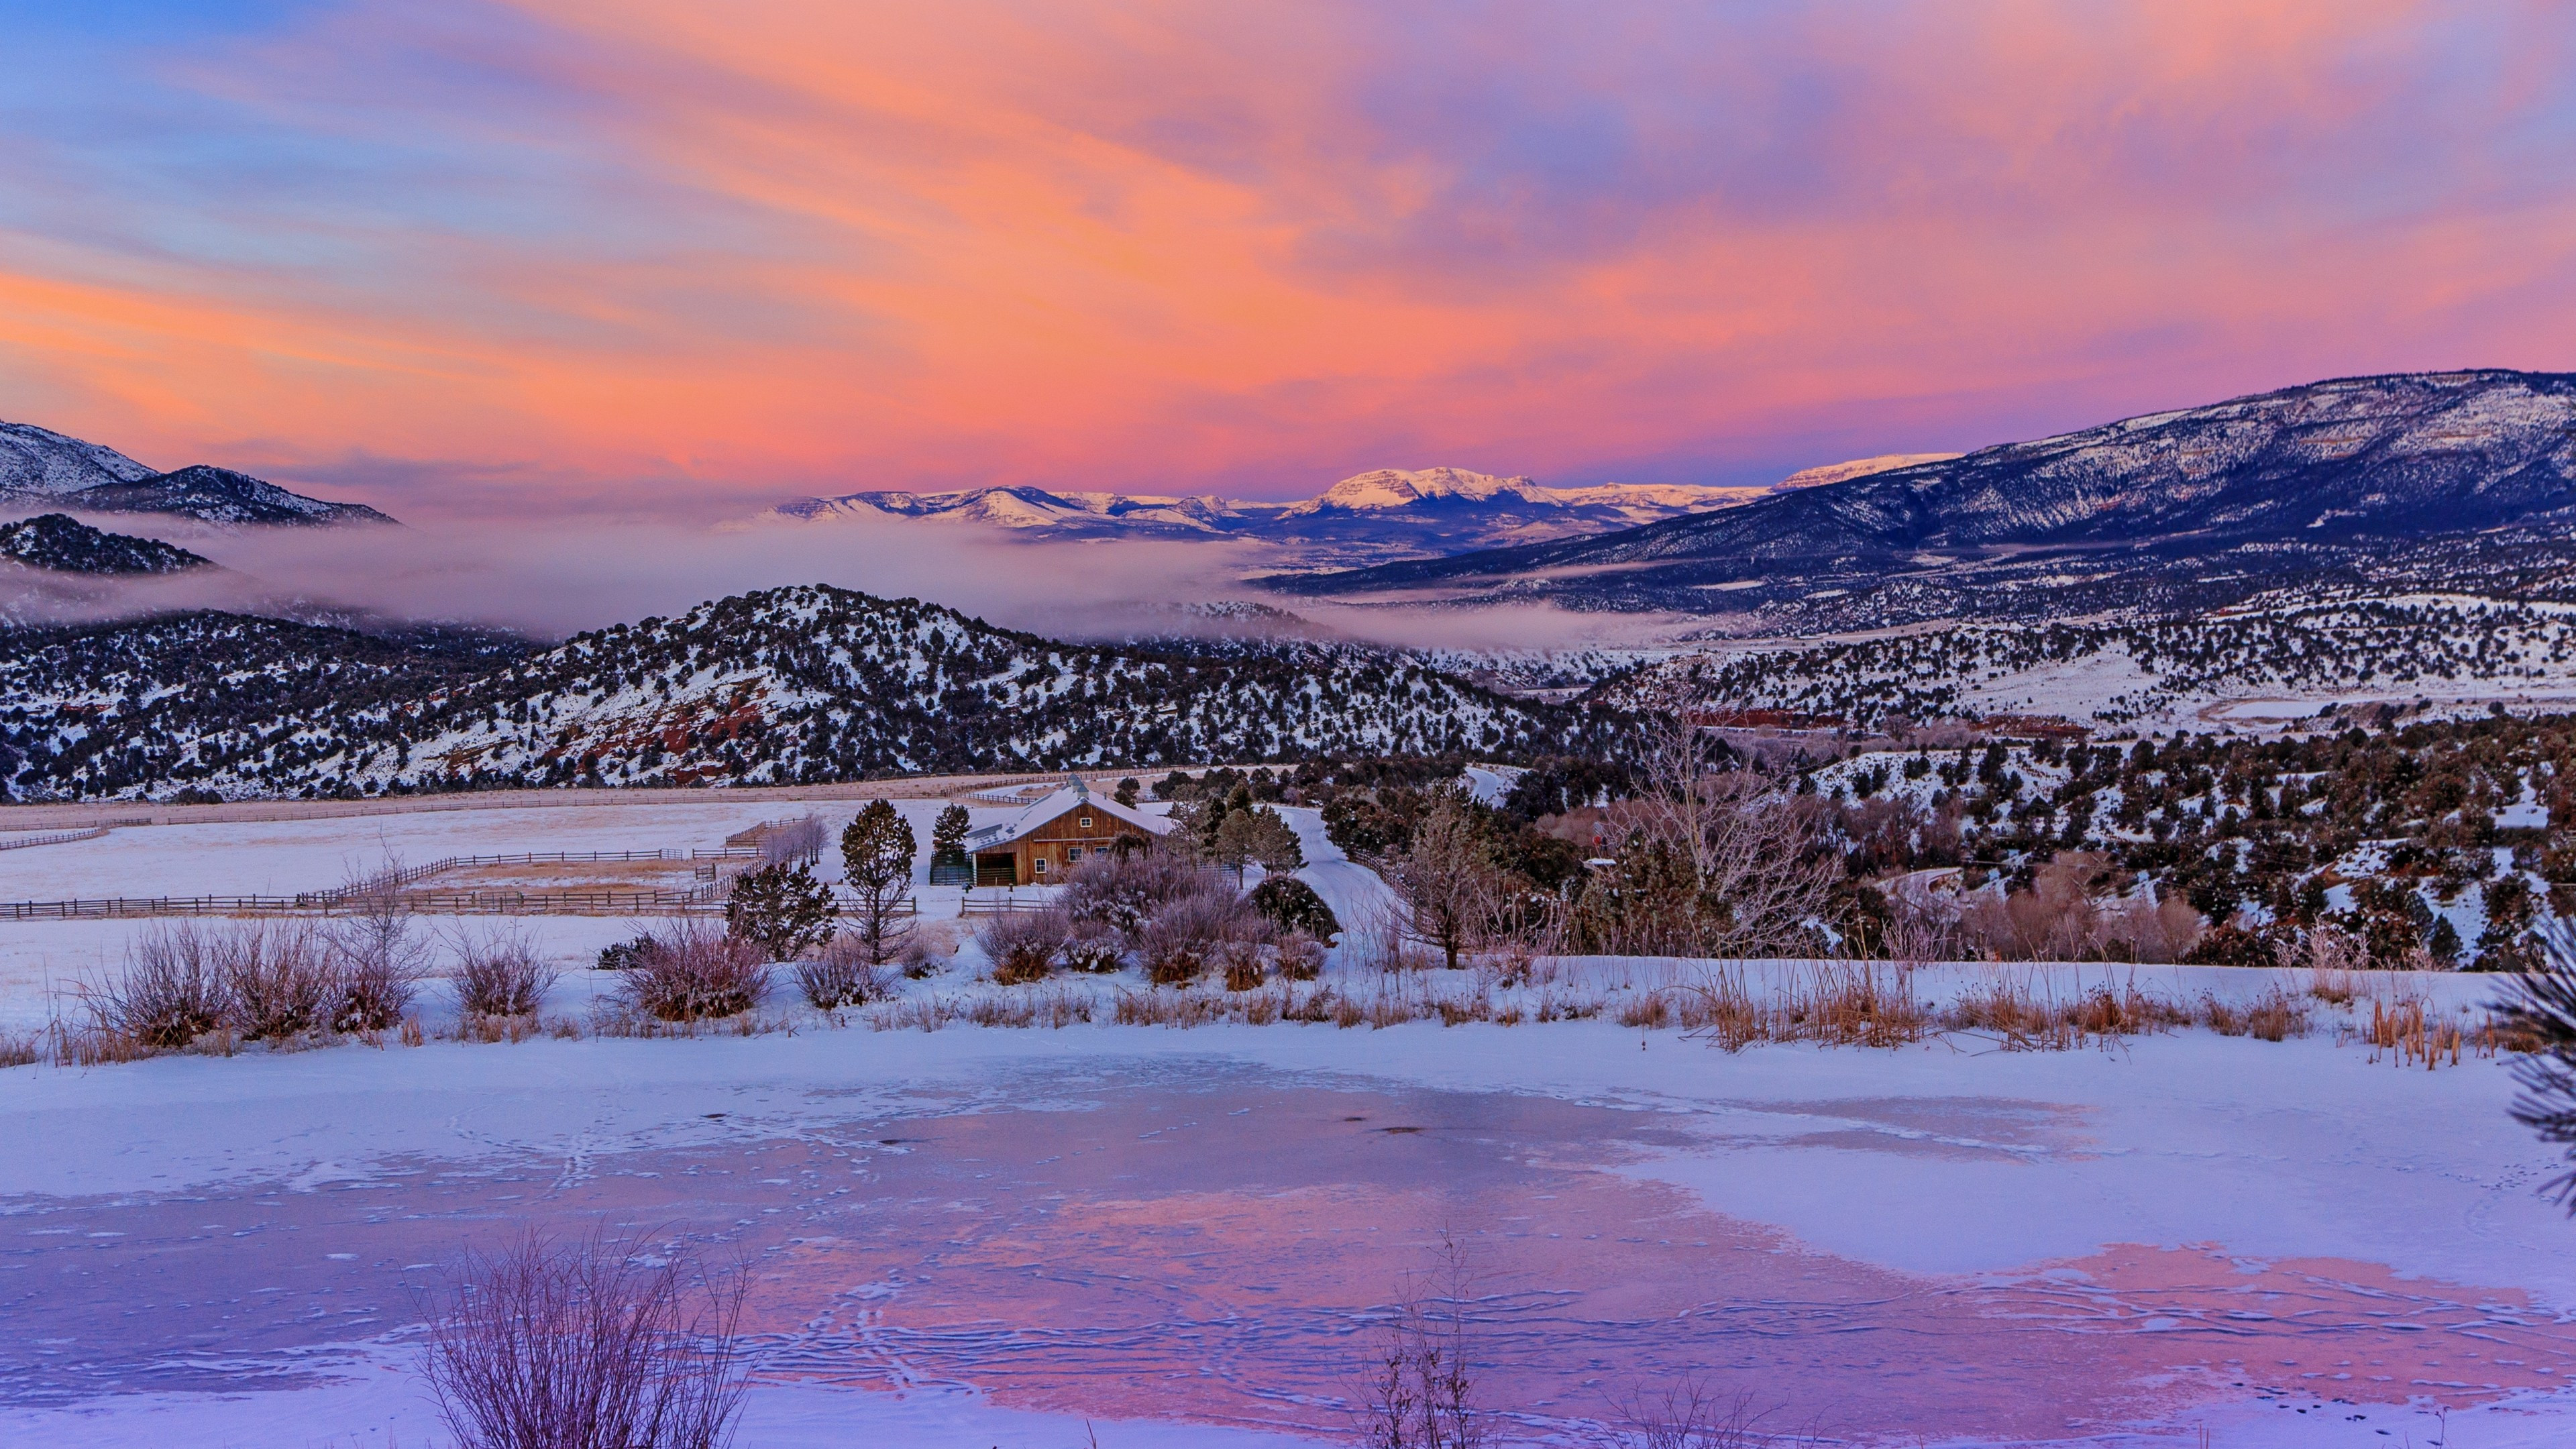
[{"left": 0, "top": 1030, "right": 42, "bottom": 1069}]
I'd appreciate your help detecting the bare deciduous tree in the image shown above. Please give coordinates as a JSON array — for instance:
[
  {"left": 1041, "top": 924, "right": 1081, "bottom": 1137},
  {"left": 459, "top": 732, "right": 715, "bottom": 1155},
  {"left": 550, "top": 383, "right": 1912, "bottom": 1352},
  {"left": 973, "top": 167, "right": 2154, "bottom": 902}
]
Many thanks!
[
  {"left": 331, "top": 860, "right": 430, "bottom": 1032},
  {"left": 1387, "top": 794, "right": 1497, "bottom": 970},
  {"left": 1593, "top": 686, "right": 1839, "bottom": 957}
]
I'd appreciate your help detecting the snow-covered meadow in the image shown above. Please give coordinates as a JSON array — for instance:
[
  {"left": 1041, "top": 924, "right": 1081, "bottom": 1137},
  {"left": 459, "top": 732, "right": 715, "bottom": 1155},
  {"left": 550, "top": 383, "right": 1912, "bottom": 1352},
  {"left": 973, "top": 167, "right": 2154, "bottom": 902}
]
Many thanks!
[{"left": 5, "top": 800, "right": 2576, "bottom": 1446}]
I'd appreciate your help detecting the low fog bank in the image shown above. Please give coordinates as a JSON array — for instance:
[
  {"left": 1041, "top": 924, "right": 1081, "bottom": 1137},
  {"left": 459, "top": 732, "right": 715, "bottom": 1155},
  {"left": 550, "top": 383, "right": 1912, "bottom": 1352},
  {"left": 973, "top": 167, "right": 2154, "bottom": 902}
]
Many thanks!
[{"left": 0, "top": 509, "right": 1697, "bottom": 656}]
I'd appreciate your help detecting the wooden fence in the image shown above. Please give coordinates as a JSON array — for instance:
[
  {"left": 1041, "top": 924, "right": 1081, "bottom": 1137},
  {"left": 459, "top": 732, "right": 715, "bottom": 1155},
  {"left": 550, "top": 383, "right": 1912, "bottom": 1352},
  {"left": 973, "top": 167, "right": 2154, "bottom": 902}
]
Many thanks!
[
  {"left": 958, "top": 891, "right": 1063, "bottom": 916},
  {"left": 0, "top": 827, "right": 111, "bottom": 852},
  {"left": 0, "top": 887, "right": 725, "bottom": 920}
]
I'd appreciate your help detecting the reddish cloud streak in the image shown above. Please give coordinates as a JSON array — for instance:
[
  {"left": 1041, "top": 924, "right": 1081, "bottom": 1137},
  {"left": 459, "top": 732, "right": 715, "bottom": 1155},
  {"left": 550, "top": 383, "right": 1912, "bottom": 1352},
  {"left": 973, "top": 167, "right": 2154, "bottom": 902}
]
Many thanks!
[{"left": 1, "top": 1, "right": 2571, "bottom": 520}]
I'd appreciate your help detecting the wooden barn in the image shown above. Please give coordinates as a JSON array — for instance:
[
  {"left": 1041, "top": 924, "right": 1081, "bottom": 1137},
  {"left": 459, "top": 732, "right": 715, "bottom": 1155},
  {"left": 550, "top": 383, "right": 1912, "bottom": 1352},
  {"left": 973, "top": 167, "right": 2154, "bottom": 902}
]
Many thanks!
[{"left": 964, "top": 775, "right": 1171, "bottom": 887}]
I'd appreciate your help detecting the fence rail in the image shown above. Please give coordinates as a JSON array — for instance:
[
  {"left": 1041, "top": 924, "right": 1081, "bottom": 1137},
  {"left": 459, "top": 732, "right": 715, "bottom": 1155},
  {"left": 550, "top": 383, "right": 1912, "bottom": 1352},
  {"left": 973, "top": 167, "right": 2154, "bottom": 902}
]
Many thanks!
[
  {"left": 0, "top": 827, "right": 111, "bottom": 852},
  {"left": 0, "top": 883, "right": 727, "bottom": 920},
  {"left": 958, "top": 892, "right": 1063, "bottom": 916}
]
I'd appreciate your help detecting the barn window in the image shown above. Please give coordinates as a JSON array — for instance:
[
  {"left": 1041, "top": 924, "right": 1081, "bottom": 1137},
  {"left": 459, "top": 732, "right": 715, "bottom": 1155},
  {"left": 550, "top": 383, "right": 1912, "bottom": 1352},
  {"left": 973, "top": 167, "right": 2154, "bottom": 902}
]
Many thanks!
[
  {"left": 1033, "top": 857, "right": 1048, "bottom": 875},
  {"left": 1079, "top": 816, "right": 1093, "bottom": 829},
  {"left": 1068, "top": 847, "right": 1084, "bottom": 862}
]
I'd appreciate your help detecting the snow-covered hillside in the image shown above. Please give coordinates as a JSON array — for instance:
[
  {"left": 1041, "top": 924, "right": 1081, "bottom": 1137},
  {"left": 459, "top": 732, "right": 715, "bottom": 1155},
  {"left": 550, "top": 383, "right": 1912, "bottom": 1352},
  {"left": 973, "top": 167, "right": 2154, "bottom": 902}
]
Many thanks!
[
  {"left": 0, "top": 584, "right": 1585, "bottom": 800},
  {"left": 1638, "top": 592, "right": 2576, "bottom": 731}
]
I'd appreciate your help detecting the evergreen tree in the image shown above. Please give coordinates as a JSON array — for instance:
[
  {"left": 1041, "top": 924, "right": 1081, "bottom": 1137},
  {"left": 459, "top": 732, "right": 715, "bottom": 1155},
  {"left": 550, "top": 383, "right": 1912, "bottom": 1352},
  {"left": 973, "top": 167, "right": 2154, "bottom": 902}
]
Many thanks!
[
  {"left": 841, "top": 800, "right": 919, "bottom": 963},
  {"left": 726, "top": 862, "right": 838, "bottom": 961}
]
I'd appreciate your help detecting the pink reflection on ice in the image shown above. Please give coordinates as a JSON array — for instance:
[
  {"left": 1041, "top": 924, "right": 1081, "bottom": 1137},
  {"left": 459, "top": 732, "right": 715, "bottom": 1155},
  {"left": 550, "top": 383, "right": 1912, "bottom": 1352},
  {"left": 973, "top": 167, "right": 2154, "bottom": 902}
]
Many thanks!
[{"left": 9, "top": 1066, "right": 2574, "bottom": 1443}]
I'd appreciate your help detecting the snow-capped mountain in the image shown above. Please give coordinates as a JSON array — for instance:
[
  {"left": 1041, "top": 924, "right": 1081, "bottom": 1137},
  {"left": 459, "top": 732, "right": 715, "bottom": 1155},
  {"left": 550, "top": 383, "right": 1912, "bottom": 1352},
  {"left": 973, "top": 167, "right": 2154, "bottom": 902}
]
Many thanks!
[
  {"left": 0, "top": 584, "right": 1589, "bottom": 800},
  {"left": 0, "top": 421, "right": 396, "bottom": 527},
  {"left": 772, "top": 466, "right": 1768, "bottom": 565},
  {"left": 777, "top": 486, "right": 1236, "bottom": 535},
  {"left": 0, "top": 423, "right": 160, "bottom": 496},
  {"left": 1281, "top": 370, "right": 2576, "bottom": 622}
]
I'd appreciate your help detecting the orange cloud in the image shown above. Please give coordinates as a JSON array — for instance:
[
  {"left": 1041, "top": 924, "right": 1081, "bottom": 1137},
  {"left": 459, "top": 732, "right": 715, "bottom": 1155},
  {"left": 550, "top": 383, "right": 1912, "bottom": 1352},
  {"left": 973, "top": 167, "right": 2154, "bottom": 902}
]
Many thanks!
[{"left": 1, "top": 0, "right": 2570, "bottom": 519}]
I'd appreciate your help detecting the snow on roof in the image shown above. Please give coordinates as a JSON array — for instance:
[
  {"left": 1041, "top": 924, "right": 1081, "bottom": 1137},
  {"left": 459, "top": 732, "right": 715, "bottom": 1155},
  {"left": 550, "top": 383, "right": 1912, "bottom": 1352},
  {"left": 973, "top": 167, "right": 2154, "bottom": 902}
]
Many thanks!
[{"left": 963, "top": 774, "right": 1171, "bottom": 851}]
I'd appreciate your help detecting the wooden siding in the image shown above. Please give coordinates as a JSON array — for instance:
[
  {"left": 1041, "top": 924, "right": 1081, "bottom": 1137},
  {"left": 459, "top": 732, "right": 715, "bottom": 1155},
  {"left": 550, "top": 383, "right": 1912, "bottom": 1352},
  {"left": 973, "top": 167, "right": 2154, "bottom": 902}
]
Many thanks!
[{"left": 969, "top": 802, "right": 1157, "bottom": 886}]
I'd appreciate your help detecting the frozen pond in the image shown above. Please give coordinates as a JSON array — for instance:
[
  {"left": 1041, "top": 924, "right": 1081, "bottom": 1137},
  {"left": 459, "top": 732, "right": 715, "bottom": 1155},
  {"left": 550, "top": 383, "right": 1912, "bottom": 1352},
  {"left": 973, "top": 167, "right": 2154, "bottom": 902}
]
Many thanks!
[{"left": 9, "top": 1022, "right": 2576, "bottom": 1446}]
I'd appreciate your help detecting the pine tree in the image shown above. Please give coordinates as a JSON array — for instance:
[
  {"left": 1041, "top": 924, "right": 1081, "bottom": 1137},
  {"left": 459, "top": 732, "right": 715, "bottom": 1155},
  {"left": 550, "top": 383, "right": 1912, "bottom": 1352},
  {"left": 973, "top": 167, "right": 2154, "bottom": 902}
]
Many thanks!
[
  {"left": 841, "top": 800, "right": 918, "bottom": 963},
  {"left": 725, "top": 862, "right": 838, "bottom": 961}
]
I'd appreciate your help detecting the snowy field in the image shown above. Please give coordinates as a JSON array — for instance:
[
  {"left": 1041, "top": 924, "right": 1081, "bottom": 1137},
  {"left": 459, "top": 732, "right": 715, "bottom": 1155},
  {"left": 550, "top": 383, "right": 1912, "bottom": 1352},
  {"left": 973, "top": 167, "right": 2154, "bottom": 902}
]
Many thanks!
[{"left": 5, "top": 804, "right": 2576, "bottom": 1446}]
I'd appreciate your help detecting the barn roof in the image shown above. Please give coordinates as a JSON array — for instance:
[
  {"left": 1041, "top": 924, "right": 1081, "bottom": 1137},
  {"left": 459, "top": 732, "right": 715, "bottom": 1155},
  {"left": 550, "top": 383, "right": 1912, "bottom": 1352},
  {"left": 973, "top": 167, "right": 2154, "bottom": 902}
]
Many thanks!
[{"left": 964, "top": 773, "right": 1172, "bottom": 852}]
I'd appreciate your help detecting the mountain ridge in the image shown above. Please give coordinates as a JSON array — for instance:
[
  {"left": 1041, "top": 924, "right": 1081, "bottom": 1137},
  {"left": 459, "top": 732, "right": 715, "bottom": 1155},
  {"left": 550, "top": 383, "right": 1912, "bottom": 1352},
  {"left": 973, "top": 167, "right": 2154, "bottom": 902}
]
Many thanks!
[
  {"left": 0, "top": 514, "right": 213, "bottom": 576},
  {"left": 1273, "top": 370, "right": 2576, "bottom": 620},
  {"left": 0, "top": 422, "right": 397, "bottom": 527},
  {"left": 770, "top": 466, "right": 1790, "bottom": 566},
  {"left": 0, "top": 583, "right": 1590, "bottom": 799}
]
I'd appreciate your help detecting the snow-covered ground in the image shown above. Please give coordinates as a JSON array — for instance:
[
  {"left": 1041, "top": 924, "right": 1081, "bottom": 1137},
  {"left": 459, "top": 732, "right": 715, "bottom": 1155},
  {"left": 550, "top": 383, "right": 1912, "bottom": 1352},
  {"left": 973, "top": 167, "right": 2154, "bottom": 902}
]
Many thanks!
[{"left": 8, "top": 804, "right": 2576, "bottom": 1446}]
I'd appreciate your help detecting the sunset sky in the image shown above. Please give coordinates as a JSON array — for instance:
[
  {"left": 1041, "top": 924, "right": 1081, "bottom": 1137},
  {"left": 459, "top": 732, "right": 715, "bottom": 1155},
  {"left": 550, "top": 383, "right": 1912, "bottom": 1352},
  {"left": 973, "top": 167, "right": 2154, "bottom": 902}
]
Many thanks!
[{"left": 3, "top": 1, "right": 2573, "bottom": 521}]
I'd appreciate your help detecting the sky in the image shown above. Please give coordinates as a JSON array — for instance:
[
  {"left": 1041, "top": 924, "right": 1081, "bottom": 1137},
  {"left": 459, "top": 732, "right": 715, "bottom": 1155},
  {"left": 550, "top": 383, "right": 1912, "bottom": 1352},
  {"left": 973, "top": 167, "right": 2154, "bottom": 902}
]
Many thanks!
[{"left": 3, "top": 1, "right": 2573, "bottom": 523}]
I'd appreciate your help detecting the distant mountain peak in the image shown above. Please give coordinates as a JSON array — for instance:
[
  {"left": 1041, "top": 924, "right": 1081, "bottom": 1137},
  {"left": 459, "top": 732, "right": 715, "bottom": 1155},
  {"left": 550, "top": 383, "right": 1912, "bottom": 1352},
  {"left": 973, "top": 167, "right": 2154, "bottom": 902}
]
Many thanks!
[
  {"left": 0, "top": 421, "right": 398, "bottom": 527},
  {"left": 0, "top": 422, "right": 158, "bottom": 496},
  {"left": 1283, "top": 467, "right": 1536, "bottom": 515},
  {"left": 1776, "top": 453, "right": 1962, "bottom": 490},
  {"left": 0, "top": 513, "right": 213, "bottom": 576}
]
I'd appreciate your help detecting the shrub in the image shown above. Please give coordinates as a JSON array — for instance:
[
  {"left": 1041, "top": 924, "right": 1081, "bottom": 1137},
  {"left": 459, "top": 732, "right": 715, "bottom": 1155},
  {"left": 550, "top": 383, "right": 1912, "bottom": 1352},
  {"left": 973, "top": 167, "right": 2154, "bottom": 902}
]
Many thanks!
[
  {"left": 1275, "top": 930, "right": 1326, "bottom": 981},
  {"left": 1060, "top": 920, "right": 1127, "bottom": 975},
  {"left": 894, "top": 930, "right": 950, "bottom": 979},
  {"left": 454, "top": 929, "right": 559, "bottom": 1018},
  {"left": 1138, "top": 888, "right": 1253, "bottom": 987},
  {"left": 422, "top": 1231, "right": 749, "bottom": 1449},
  {"left": 92, "top": 922, "right": 233, "bottom": 1049},
  {"left": 1248, "top": 875, "right": 1340, "bottom": 939},
  {"left": 978, "top": 908, "right": 1065, "bottom": 985},
  {"left": 615, "top": 920, "right": 770, "bottom": 1021},
  {"left": 724, "top": 862, "right": 837, "bottom": 961},
  {"left": 330, "top": 883, "right": 430, "bottom": 1032},
  {"left": 1062, "top": 848, "right": 1208, "bottom": 934},
  {"left": 1222, "top": 941, "right": 1267, "bottom": 992},
  {"left": 793, "top": 934, "right": 890, "bottom": 1011},
  {"left": 223, "top": 923, "right": 335, "bottom": 1040}
]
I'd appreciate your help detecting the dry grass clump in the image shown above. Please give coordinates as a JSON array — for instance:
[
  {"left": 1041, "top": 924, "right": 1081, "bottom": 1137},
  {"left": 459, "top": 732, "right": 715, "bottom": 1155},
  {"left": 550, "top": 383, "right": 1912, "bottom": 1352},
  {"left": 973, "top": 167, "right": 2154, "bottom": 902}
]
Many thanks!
[
  {"left": 453, "top": 928, "right": 559, "bottom": 1018},
  {"left": 611, "top": 920, "right": 769, "bottom": 1022},
  {"left": 0, "top": 1030, "right": 39, "bottom": 1069},
  {"left": 2349, "top": 993, "right": 2501, "bottom": 1069},
  {"left": 863, "top": 996, "right": 960, "bottom": 1032},
  {"left": 422, "top": 1230, "right": 749, "bottom": 1449},
  {"left": 2201, "top": 987, "right": 2310, "bottom": 1042},
  {"left": 794, "top": 933, "right": 892, "bottom": 1011},
  {"left": 1618, "top": 992, "right": 1674, "bottom": 1030},
  {"left": 1938, "top": 972, "right": 2187, "bottom": 1051},
  {"left": 968, "top": 985, "right": 1095, "bottom": 1028},
  {"left": 1675, "top": 964, "right": 1929, "bottom": 1052}
]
